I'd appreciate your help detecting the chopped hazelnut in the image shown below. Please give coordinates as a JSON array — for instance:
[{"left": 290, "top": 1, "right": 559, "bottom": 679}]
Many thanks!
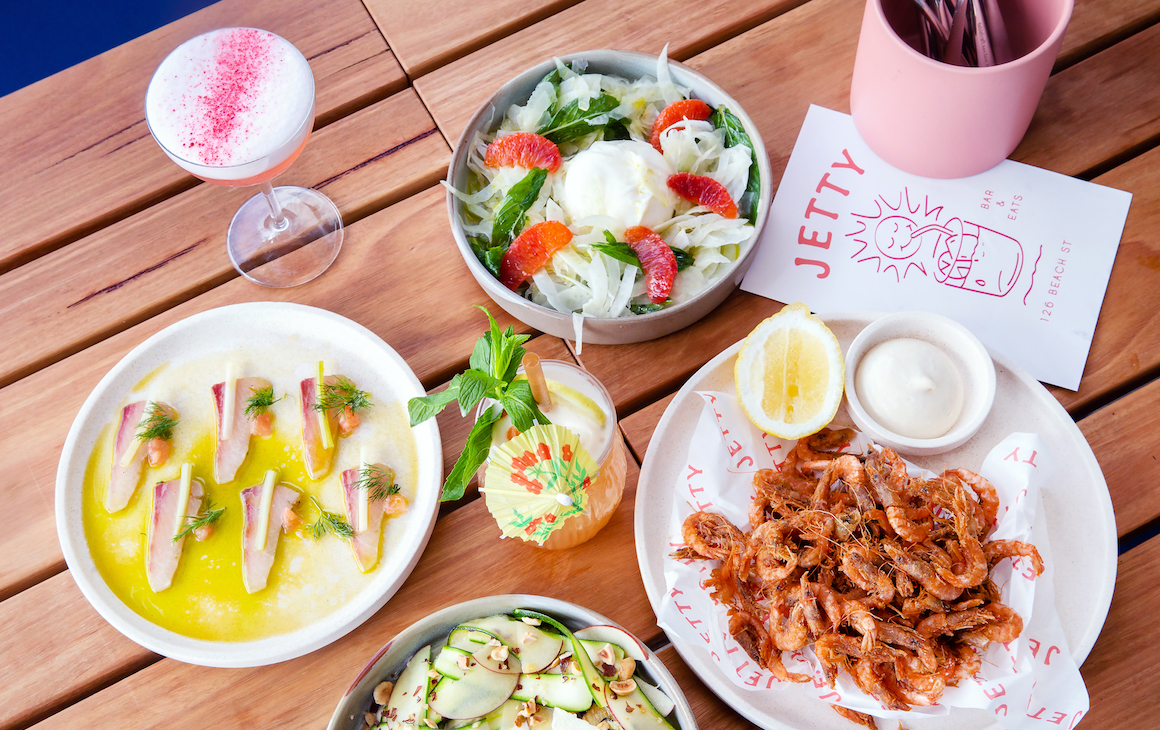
[
  {"left": 489, "top": 644, "right": 510, "bottom": 662},
  {"left": 609, "top": 678, "right": 637, "bottom": 696},
  {"left": 596, "top": 644, "right": 617, "bottom": 665},
  {"left": 372, "top": 680, "right": 393, "bottom": 705},
  {"left": 520, "top": 631, "right": 538, "bottom": 645},
  {"left": 363, "top": 711, "right": 377, "bottom": 727},
  {"left": 617, "top": 657, "right": 636, "bottom": 681},
  {"left": 520, "top": 616, "right": 542, "bottom": 626}
]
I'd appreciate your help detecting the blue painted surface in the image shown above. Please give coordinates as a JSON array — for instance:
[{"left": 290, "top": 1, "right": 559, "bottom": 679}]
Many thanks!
[{"left": 1, "top": 0, "right": 218, "bottom": 98}]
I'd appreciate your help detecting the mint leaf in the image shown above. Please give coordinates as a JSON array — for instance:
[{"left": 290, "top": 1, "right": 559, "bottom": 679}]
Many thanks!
[
  {"left": 595, "top": 230, "right": 693, "bottom": 272},
  {"left": 502, "top": 379, "right": 550, "bottom": 433},
  {"left": 469, "top": 332, "right": 492, "bottom": 373},
  {"left": 468, "top": 235, "right": 505, "bottom": 278},
  {"left": 593, "top": 241, "right": 640, "bottom": 268},
  {"left": 441, "top": 408, "right": 498, "bottom": 502},
  {"left": 710, "top": 106, "right": 760, "bottom": 220},
  {"left": 630, "top": 300, "right": 672, "bottom": 315},
  {"left": 537, "top": 94, "right": 621, "bottom": 144},
  {"left": 408, "top": 384, "right": 460, "bottom": 426},
  {"left": 457, "top": 370, "right": 502, "bottom": 417},
  {"left": 492, "top": 168, "right": 547, "bottom": 249},
  {"left": 602, "top": 118, "right": 631, "bottom": 140}
]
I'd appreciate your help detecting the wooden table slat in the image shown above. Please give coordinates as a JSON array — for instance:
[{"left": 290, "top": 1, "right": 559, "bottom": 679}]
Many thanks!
[
  {"left": 0, "top": 88, "right": 447, "bottom": 391},
  {"left": 0, "top": 186, "right": 533, "bottom": 602},
  {"left": 365, "top": 0, "right": 581, "bottom": 78},
  {"left": 1058, "top": 0, "right": 1160, "bottom": 69},
  {"left": 25, "top": 460, "right": 651, "bottom": 730},
  {"left": 0, "top": 0, "right": 406, "bottom": 274},
  {"left": 413, "top": 0, "right": 808, "bottom": 145},
  {"left": 0, "top": 572, "right": 157, "bottom": 730},
  {"left": 1077, "top": 532, "right": 1160, "bottom": 727},
  {"left": 1052, "top": 143, "right": 1160, "bottom": 413}
]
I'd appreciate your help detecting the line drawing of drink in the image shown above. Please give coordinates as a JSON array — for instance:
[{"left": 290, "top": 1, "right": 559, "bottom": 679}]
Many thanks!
[
  {"left": 933, "top": 218, "right": 1024, "bottom": 297},
  {"left": 850, "top": 191, "right": 1026, "bottom": 298},
  {"left": 145, "top": 27, "right": 343, "bottom": 288}
]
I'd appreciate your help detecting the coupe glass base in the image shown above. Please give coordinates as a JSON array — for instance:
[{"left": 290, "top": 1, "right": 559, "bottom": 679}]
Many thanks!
[{"left": 227, "top": 186, "right": 343, "bottom": 288}]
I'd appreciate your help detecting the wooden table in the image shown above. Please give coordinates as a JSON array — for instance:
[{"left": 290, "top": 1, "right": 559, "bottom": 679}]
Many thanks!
[{"left": 1, "top": 0, "right": 1158, "bottom": 727}]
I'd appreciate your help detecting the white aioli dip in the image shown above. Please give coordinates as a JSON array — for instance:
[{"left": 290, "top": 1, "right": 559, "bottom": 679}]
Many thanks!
[{"left": 854, "top": 338, "right": 964, "bottom": 439}]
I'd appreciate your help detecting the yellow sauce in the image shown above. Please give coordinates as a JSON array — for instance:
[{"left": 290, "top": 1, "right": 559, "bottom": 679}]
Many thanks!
[{"left": 81, "top": 351, "right": 418, "bottom": 642}]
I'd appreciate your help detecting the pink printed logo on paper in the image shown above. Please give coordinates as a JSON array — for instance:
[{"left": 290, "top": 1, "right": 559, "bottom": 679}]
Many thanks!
[{"left": 849, "top": 189, "right": 1038, "bottom": 301}]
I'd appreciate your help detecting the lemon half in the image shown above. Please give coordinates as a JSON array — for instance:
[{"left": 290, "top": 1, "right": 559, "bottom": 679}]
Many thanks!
[{"left": 734, "top": 303, "right": 845, "bottom": 439}]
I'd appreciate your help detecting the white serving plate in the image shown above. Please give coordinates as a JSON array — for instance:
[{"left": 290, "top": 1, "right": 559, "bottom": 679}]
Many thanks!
[
  {"left": 634, "top": 312, "right": 1116, "bottom": 730},
  {"left": 56, "top": 302, "right": 442, "bottom": 667}
]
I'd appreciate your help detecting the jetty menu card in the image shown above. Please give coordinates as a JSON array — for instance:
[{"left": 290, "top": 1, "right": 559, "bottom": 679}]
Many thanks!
[{"left": 741, "top": 105, "right": 1133, "bottom": 389}]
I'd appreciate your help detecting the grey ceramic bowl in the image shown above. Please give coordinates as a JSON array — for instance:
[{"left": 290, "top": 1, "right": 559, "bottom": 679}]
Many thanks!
[
  {"left": 446, "top": 50, "right": 773, "bottom": 344},
  {"left": 328, "top": 594, "right": 698, "bottom": 730}
]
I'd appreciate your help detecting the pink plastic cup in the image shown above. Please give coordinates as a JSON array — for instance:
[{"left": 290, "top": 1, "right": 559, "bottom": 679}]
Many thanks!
[{"left": 850, "top": 0, "right": 1072, "bottom": 179}]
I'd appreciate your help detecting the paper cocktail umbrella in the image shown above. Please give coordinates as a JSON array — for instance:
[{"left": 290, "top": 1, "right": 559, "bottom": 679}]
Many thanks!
[{"left": 481, "top": 424, "right": 599, "bottom": 545}]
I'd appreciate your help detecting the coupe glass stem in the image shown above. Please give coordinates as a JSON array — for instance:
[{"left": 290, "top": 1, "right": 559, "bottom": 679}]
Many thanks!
[{"left": 260, "top": 181, "right": 290, "bottom": 232}]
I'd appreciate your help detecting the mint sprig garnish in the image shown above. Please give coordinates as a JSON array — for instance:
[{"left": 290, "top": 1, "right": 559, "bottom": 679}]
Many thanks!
[{"left": 408, "top": 307, "right": 551, "bottom": 502}]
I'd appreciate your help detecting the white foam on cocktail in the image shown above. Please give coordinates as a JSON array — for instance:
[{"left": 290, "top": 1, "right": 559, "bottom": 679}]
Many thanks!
[{"left": 145, "top": 28, "right": 314, "bottom": 180}]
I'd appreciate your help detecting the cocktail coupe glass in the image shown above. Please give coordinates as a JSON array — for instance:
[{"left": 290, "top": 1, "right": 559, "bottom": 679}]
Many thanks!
[{"left": 145, "top": 27, "right": 342, "bottom": 288}]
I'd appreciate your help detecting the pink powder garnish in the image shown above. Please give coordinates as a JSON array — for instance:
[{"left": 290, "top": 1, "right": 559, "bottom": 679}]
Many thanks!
[{"left": 185, "top": 29, "right": 274, "bottom": 165}]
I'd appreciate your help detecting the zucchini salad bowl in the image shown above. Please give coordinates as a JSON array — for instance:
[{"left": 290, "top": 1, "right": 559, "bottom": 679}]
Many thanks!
[
  {"left": 328, "top": 594, "right": 698, "bottom": 730},
  {"left": 445, "top": 49, "right": 772, "bottom": 346}
]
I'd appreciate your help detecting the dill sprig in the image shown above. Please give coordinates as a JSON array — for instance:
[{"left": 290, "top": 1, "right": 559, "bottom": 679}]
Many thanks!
[
  {"left": 174, "top": 500, "right": 224, "bottom": 542},
  {"left": 137, "top": 402, "right": 178, "bottom": 441},
  {"left": 313, "top": 376, "right": 372, "bottom": 414},
  {"left": 244, "top": 386, "right": 282, "bottom": 418},
  {"left": 356, "top": 464, "right": 399, "bottom": 502},
  {"left": 305, "top": 496, "right": 355, "bottom": 540}
]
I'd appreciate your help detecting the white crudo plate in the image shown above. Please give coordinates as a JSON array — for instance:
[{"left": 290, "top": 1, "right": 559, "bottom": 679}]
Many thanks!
[
  {"left": 56, "top": 302, "right": 442, "bottom": 667},
  {"left": 634, "top": 312, "right": 1117, "bottom": 730}
]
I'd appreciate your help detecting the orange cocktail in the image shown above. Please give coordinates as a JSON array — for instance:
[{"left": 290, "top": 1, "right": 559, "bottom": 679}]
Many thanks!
[{"left": 482, "top": 360, "right": 627, "bottom": 550}]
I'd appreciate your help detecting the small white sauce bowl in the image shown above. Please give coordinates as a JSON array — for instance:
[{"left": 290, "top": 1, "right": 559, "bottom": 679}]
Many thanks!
[{"left": 843, "top": 312, "right": 996, "bottom": 456}]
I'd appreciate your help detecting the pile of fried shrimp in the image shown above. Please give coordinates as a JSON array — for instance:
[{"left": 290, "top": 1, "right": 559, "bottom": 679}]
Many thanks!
[{"left": 674, "top": 428, "right": 1044, "bottom": 728}]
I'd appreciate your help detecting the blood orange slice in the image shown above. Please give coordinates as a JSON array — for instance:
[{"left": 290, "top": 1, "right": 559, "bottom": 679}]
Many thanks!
[
  {"left": 624, "top": 226, "right": 678, "bottom": 304},
  {"left": 649, "top": 99, "right": 712, "bottom": 151},
  {"left": 668, "top": 172, "right": 738, "bottom": 219},
  {"left": 499, "top": 221, "right": 574, "bottom": 290},
  {"left": 485, "top": 132, "right": 562, "bottom": 173}
]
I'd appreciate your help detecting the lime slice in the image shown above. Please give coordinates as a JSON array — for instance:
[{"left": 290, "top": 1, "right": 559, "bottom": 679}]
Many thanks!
[{"left": 514, "top": 375, "right": 607, "bottom": 427}]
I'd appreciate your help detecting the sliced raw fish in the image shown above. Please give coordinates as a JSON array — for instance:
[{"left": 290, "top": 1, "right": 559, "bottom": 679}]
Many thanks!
[
  {"left": 240, "top": 480, "right": 301, "bottom": 593},
  {"left": 340, "top": 463, "right": 392, "bottom": 571},
  {"left": 299, "top": 374, "right": 342, "bottom": 480},
  {"left": 107, "top": 401, "right": 147, "bottom": 512},
  {"left": 212, "top": 376, "right": 271, "bottom": 483},
  {"left": 146, "top": 476, "right": 204, "bottom": 592}
]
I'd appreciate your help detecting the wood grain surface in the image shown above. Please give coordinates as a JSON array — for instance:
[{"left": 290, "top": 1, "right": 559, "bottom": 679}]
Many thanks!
[
  {"left": 365, "top": 0, "right": 583, "bottom": 77},
  {"left": 1079, "top": 376, "right": 1160, "bottom": 536},
  {"left": 414, "top": 0, "right": 808, "bottom": 144},
  {"left": 0, "top": 572, "right": 156, "bottom": 730},
  {"left": 0, "top": 0, "right": 405, "bottom": 274},
  {"left": 1079, "top": 534, "right": 1160, "bottom": 728},
  {"left": 0, "top": 89, "right": 447, "bottom": 390},
  {"left": 31, "top": 459, "right": 648, "bottom": 730},
  {"left": 1058, "top": 0, "right": 1160, "bottom": 68},
  {"left": 1053, "top": 145, "right": 1160, "bottom": 413}
]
